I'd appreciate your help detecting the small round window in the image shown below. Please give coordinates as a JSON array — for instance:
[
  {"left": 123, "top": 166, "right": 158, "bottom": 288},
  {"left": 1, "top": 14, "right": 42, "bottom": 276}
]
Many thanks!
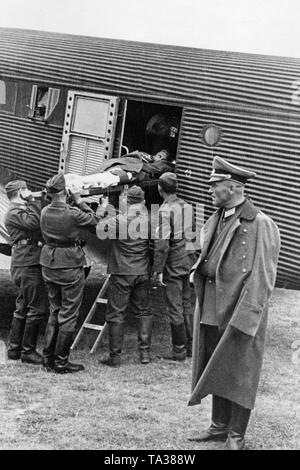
[{"left": 202, "top": 124, "right": 222, "bottom": 147}]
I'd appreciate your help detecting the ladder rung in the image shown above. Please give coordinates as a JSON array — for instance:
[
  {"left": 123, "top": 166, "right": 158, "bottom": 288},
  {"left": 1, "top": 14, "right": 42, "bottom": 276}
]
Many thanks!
[
  {"left": 83, "top": 323, "right": 105, "bottom": 331},
  {"left": 70, "top": 274, "right": 110, "bottom": 353}
]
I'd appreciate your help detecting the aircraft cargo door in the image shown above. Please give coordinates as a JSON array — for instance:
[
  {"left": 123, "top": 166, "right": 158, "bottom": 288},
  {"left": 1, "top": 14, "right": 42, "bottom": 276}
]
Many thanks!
[{"left": 59, "top": 91, "right": 119, "bottom": 175}]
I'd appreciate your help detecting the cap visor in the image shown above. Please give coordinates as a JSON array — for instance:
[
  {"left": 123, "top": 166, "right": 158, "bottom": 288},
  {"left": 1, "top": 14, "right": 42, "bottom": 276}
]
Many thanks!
[{"left": 208, "top": 175, "right": 226, "bottom": 184}]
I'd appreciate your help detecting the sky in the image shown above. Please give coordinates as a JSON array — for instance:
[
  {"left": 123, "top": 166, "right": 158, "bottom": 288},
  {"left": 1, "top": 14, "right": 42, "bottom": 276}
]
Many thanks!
[{"left": 0, "top": 0, "right": 300, "bottom": 58}]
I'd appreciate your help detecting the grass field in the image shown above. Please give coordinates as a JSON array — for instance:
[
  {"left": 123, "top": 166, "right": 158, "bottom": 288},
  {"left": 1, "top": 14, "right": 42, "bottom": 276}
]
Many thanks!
[{"left": 0, "top": 266, "right": 299, "bottom": 450}]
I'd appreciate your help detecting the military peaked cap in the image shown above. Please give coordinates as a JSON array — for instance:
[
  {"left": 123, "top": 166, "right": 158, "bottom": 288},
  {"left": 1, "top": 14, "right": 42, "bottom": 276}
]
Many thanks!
[
  {"left": 4, "top": 180, "right": 27, "bottom": 196},
  {"left": 45, "top": 173, "right": 66, "bottom": 193},
  {"left": 209, "top": 156, "right": 256, "bottom": 185}
]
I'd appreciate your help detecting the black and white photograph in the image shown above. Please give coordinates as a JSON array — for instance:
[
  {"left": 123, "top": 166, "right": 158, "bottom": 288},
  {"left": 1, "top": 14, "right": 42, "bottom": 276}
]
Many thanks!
[{"left": 0, "top": 0, "right": 299, "bottom": 453}]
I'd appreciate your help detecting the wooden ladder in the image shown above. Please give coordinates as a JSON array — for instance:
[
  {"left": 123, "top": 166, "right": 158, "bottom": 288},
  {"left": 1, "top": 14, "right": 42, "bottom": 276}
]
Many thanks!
[{"left": 70, "top": 275, "right": 110, "bottom": 354}]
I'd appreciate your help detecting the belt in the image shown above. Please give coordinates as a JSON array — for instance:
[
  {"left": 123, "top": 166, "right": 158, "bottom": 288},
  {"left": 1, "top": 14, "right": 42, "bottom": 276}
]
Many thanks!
[
  {"left": 13, "top": 239, "right": 43, "bottom": 247},
  {"left": 45, "top": 240, "right": 86, "bottom": 248}
]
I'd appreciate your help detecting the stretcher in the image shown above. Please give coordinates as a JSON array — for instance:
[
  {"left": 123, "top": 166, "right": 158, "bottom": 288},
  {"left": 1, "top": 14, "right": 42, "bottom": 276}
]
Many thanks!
[
  {"left": 33, "top": 177, "right": 159, "bottom": 199},
  {"left": 32, "top": 177, "right": 160, "bottom": 267}
]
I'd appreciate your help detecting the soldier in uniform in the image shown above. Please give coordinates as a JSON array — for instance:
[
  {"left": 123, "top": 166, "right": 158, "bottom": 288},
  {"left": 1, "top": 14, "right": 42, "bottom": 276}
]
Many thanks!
[
  {"left": 188, "top": 157, "right": 281, "bottom": 450},
  {"left": 152, "top": 173, "right": 195, "bottom": 361},
  {"left": 96, "top": 185, "right": 152, "bottom": 367},
  {"left": 4, "top": 180, "right": 47, "bottom": 364},
  {"left": 40, "top": 174, "right": 99, "bottom": 374}
]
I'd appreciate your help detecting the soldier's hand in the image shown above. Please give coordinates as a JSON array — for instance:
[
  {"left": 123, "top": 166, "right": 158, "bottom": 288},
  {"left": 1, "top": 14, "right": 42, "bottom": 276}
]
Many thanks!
[
  {"left": 41, "top": 189, "right": 51, "bottom": 204},
  {"left": 99, "top": 196, "right": 109, "bottom": 208},
  {"left": 151, "top": 272, "right": 166, "bottom": 289},
  {"left": 68, "top": 188, "right": 82, "bottom": 205},
  {"left": 20, "top": 188, "right": 34, "bottom": 201},
  {"left": 41, "top": 188, "right": 49, "bottom": 199},
  {"left": 96, "top": 196, "right": 109, "bottom": 217},
  {"left": 157, "top": 273, "right": 166, "bottom": 286},
  {"left": 150, "top": 273, "right": 158, "bottom": 290}
]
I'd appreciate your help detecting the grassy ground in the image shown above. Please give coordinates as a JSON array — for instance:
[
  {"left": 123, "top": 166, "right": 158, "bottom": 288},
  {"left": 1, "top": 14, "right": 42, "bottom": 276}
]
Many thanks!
[{"left": 0, "top": 266, "right": 299, "bottom": 450}]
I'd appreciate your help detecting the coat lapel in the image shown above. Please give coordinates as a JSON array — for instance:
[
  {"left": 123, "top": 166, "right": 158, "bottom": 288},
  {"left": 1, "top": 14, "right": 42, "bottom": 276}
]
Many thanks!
[
  {"left": 191, "top": 211, "right": 220, "bottom": 275},
  {"left": 216, "top": 218, "right": 241, "bottom": 271},
  {"left": 200, "top": 211, "right": 221, "bottom": 261}
]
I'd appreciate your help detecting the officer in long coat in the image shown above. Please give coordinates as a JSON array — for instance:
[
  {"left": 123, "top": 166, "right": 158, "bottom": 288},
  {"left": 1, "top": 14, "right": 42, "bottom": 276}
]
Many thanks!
[
  {"left": 152, "top": 173, "right": 195, "bottom": 361},
  {"left": 4, "top": 180, "right": 47, "bottom": 364},
  {"left": 40, "top": 174, "right": 98, "bottom": 374},
  {"left": 96, "top": 186, "right": 152, "bottom": 367},
  {"left": 188, "top": 157, "right": 280, "bottom": 450}
]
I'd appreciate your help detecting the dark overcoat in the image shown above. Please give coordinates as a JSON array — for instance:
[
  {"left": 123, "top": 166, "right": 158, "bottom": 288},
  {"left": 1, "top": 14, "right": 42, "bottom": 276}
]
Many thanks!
[{"left": 189, "top": 200, "right": 280, "bottom": 410}]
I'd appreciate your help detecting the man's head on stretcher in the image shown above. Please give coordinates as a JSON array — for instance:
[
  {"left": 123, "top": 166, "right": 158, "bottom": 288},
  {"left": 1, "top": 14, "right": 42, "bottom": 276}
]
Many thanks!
[
  {"left": 64, "top": 149, "right": 173, "bottom": 192},
  {"left": 151, "top": 149, "right": 170, "bottom": 162}
]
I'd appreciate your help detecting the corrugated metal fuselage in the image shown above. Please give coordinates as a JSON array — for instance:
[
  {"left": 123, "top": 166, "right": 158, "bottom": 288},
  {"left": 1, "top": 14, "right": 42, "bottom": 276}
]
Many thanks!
[{"left": 0, "top": 28, "right": 299, "bottom": 289}]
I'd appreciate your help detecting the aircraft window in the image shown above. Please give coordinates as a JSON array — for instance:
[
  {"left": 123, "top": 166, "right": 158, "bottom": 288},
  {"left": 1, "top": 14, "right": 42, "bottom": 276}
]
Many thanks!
[
  {"left": 28, "top": 85, "right": 60, "bottom": 121},
  {"left": 202, "top": 124, "right": 222, "bottom": 147},
  {"left": 0, "top": 80, "right": 17, "bottom": 114},
  {"left": 71, "top": 97, "right": 109, "bottom": 137}
]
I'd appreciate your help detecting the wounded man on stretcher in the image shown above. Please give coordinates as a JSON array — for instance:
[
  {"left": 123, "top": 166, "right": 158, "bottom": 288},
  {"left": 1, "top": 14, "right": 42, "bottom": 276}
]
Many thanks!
[{"left": 64, "top": 150, "right": 174, "bottom": 191}]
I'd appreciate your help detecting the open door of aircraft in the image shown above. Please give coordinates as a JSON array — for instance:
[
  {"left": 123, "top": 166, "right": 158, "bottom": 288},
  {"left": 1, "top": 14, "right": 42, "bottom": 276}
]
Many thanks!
[{"left": 59, "top": 91, "right": 119, "bottom": 175}]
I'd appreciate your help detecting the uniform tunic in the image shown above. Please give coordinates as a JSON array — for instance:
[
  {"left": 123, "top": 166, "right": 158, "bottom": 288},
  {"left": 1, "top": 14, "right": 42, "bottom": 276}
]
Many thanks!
[
  {"left": 5, "top": 200, "right": 43, "bottom": 267},
  {"left": 40, "top": 201, "right": 97, "bottom": 268},
  {"left": 97, "top": 203, "right": 151, "bottom": 323},
  {"left": 4, "top": 200, "right": 47, "bottom": 322},
  {"left": 152, "top": 194, "right": 195, "bottom": 325},
  {"left": 40, "top": 201, "right": 98, "bottom": 332}
]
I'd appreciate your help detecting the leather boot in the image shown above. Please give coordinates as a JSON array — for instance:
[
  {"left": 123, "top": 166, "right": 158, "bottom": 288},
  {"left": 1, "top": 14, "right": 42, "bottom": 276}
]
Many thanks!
[
  {"left": 189, "top": 396, "right": 232, "bottom": 442},
  {"left": 183, "top": 314, "right": 193, "bottom": 357},
  {"left": 100, "top": 322, "right": 124, "bottom": 368},
  {"left": 54, "top": 330, "right": 85, "bottom": 374},
  {"left": 21, "top": 321, "right": 43, "bottom": 365},
  {"left": 223, "top": 403, "right": 251, "bottom": 450},
  {"left": 166, "top": 323, "right": 187, "bottom": 361},
  {"left": 43, "top": 323, "right": 59, "bottom": 371},
  {"left": 138, "top": 316, "right": 153, "bottom": 364},
  {"left": 7, "top": 317, "right": 26, "bottom": 360}
]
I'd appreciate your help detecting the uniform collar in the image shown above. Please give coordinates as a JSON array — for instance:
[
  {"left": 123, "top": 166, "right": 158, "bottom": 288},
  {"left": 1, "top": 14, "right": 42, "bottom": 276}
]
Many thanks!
[
  {"left": 239, "top": 198, "right": 260, "bottom": 220},
  {"left": 162, "top": 194, "right": 177, "bottom": 205},
  {"left": 50, "top": 201, "right": 68, "bottom": 207},
  {"left": 217, "top": 198, "right": 259, "bottom": 221}
]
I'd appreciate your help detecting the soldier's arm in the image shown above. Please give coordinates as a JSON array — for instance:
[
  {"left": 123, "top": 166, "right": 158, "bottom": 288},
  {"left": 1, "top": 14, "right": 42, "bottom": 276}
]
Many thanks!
[
  {"left": 96, "top": 213, "right": 119, "bottom": 240},
  {"left": 68, "top": 189, "right": 96, "bottom": 214},
  {"left": 95, "top": 196, "right": 119, "bottom": 239},
  {"left": 70, "top": 205, "right": 99, "bottom": 227},
  {"left": 152, "top": 208, "right": 171, "bottom": 273},
  {"left": 77, "top": 200, "right": 95, "bottom": 214},
  {"left": 8, "top": 201, "right": 41, "bottom": 231}
]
